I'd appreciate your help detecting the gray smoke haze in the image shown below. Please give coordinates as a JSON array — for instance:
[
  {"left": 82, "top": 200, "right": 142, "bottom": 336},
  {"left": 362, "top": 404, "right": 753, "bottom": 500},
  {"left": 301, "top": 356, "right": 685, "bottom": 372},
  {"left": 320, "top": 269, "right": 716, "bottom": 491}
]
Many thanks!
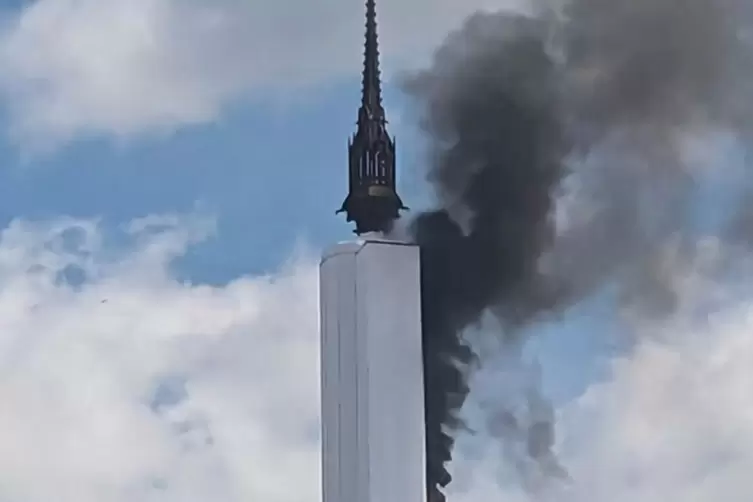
[
  {"left": 403, "top": 0, "right": 753, "bottom": 499},
  {"left": 548, "top": 0, "right": 753, "bottom": 313},
  {"left": 563, "top": 0, "right": 753, "bottom": 134}
]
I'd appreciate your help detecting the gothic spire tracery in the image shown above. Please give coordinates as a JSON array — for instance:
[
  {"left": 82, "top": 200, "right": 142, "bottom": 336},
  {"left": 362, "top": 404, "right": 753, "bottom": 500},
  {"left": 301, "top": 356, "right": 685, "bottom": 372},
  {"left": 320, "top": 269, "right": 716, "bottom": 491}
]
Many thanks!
[{"left": 338, "top": 0, "right": 406, "bottom": 235}]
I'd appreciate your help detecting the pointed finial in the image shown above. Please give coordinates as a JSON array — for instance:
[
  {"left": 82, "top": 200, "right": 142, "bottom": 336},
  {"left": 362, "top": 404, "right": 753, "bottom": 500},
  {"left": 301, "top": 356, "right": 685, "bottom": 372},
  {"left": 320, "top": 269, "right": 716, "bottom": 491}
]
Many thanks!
[{"left": 362, "top": 0, "right": 384, "bottom": 120}]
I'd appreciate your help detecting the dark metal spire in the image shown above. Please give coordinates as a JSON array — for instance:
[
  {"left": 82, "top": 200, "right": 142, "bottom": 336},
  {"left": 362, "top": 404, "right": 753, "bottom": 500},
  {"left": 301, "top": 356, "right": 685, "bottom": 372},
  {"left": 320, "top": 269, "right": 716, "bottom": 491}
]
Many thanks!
[
  {"left": 337, "top": 0, "right": 407, "bottom": 234},
  {"left": 361, "top": 0, "right": 384, "bottom": 121}
]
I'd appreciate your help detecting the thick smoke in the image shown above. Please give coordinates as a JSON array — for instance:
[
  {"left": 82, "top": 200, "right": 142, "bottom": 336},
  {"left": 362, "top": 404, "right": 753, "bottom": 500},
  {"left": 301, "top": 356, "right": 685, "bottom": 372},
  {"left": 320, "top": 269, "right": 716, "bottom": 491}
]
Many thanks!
[
  {"left": 401, "top": 0, "right": 753, "bottom": 499},
  {"left": 404, "top": 14, "right": 566, "bottom": 500}
]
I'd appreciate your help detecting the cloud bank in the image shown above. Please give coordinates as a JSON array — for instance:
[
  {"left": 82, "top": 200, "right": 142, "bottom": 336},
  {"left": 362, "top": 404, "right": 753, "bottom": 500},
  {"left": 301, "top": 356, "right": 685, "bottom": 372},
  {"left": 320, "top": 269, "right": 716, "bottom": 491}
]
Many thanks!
[
  {"left": 0, "top": 0, "right": 527, "bottom": 149},
  {"left": 0, "top": 212, "right": 751, "bottom": 501},
  {"left": 0, "top": 213, "right": 320, "bottom": 502},
  {"left": 452, "top": 240, "right": 753, "bottom": 501}
]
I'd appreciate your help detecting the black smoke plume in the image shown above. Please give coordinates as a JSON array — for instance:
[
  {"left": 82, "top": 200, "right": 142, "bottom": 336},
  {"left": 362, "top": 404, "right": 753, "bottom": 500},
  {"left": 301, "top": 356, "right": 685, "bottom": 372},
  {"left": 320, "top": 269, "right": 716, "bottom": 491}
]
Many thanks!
[
  {"left": 401, "top": 0, "right": 753, "bottom": 499},
  {"left": 404, "top": 14, "right": 567, "bottom": 501}
]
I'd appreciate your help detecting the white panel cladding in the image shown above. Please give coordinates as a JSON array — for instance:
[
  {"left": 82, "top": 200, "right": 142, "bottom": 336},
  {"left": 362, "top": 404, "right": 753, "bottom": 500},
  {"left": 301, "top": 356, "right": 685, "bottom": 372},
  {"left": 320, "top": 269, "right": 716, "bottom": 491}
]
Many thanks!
[
  {"left": 357, "top": 241, "right": 426, "bottom": 502},
  {"left": 320, "top": 238, "right": 426, "bottom": 502},
  {"left": 319, "top": 253, "right": 340, "bottom": 502},
  {"left": 320, "top": 242, "right": 358, "bottom": 502}
]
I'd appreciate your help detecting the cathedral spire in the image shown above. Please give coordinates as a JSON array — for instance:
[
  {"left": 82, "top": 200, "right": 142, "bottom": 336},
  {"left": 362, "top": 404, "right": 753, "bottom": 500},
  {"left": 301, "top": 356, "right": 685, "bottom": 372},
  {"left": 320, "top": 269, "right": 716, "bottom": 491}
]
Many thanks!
[
  {"left": 337, "top": 0, "right": 407, "bottom": 235},
  {"left": 361, "top": 0, "right": 384, "bottom": 120}
]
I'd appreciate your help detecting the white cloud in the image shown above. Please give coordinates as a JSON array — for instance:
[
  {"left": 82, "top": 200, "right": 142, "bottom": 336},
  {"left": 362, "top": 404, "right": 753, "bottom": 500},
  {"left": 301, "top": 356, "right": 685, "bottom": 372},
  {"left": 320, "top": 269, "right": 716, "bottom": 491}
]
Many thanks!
[
  {"left": 0, "top": 0, "right": 528, "bottom": 150},
  {"left": 3, "top": 212, "right": 752, "bottom": 502},
  {"left": 0, "top": 213, "right": 320, "bottom": 502},
  {"left": 450, "top": 248, "right": 753, "bottom": 501},
  {"left": 556, "top": 309, "right": 753, "bottom": 501}
]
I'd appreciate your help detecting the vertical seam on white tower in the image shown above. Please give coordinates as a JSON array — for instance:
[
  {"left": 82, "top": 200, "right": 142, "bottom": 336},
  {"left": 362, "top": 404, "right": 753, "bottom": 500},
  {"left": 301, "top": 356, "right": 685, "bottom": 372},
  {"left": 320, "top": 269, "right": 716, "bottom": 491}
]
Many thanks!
[
  {"left": 335, "top": 258, "right": 344, "bottom": 502},
  {"left": 360, "top": 244, "right": 371, "bottom": 502},
  {"left": 353, "top": 250, "right": 361, "bottom": 502},
  {"left": 354, "top": 243, "right": 365, "bottom": 502}
]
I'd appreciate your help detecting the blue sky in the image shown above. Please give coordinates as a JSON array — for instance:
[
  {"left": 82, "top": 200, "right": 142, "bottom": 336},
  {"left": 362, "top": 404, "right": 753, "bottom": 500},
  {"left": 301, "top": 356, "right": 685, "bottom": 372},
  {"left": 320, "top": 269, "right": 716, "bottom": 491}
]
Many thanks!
[
  {"left": 0, "top": 79, "right": 431, "bottom": 281},
  {"left": 0, "top": 0, "right": 622, "bottom": 442},
  {"left": 0, "top": 9, "right": 605, "bottom": 403},
  {"left": 0, "top": 84, "right": 358, "bottom": 282}
]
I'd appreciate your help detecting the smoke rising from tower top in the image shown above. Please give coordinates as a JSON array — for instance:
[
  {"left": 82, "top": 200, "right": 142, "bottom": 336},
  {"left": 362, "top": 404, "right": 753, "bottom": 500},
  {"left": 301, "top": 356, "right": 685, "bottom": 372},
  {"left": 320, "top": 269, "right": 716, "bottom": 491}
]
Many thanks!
[
  {"left": 403, "top": 0, "right": 753, "bottom": 498},
  {"left": 407, "top": 14, "right": 566, "bottom": 500}
]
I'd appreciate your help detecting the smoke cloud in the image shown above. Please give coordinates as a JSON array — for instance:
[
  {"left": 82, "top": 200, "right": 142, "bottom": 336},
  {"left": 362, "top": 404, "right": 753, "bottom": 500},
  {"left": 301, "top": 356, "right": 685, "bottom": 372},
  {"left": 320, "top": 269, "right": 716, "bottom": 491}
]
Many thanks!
[
  {"left": 448, "top": 250, "right": 753, "bottom": 501},
  {"left": 404, "top": 14, "right": 566, "bottom": 499},
  {"left": 401, "top": 0, "right": 753, "bottom": 499}
]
